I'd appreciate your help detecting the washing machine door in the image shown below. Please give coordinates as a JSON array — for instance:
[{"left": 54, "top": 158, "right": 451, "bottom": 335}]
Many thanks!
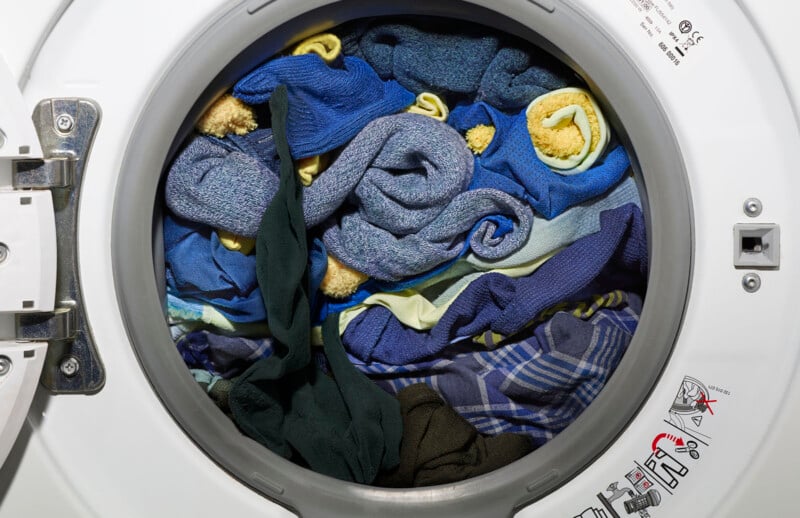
[{"left": 0, "top": 55, "right": 53, "bottom": 470}]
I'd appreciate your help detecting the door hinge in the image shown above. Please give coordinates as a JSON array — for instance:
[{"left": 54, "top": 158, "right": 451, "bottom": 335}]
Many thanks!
[{"left": 10, "top": 98, "right": 105, "bottom": 394}]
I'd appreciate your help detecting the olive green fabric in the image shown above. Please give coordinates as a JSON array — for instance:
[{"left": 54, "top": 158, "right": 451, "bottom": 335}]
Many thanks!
[
  {"left": 376, "top": 383, "right": 533, "bottom": 487},
  {"left": 229, "top": 85, "right": 401, "bottom": 483}
]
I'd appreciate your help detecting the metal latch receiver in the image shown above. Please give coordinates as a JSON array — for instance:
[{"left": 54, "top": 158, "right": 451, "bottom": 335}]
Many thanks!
[{"left": 9, "top": 98, "right": 104, "bottom": 394}]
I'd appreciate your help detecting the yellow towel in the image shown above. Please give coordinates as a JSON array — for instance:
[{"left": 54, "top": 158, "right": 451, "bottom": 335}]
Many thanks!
[
  {"left": 217, "top": 230, "right": 256, "bottom": 255},
  {"left": 196, "top": 94, "right": 258, "bottom": 138},
  {"left": 320, "top": 255, "right": 369, "bottom": 299},
  {"left": 525, "top": 87, "right": 609, "bottom": 174},
  {"left": 465, "top": 124, "right": 496, "bottom": 155},
  {"left": 292, "top": 33, "right": 342, "bottom": 64},
  {"left": 405, "top": 92, "right": 449, "bottom": 122}
]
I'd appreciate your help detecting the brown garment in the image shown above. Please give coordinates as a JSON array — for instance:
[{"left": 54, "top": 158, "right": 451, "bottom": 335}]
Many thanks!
[{"left": 376, "top": 383, "right": 533, "bottom": 487}]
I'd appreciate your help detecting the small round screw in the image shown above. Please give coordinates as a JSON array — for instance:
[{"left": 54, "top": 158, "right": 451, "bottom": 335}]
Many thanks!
[
  {"left": 0, "top": 243, "right": 8, "bottom": 264},
  {"left": 742, "top": 273, "right": 761, "bottom": 293},
  {"left": 0, "top": 356, "right": 12, "bottom": 376},
  {"left": 55, "top": 114, "right": 74, "bottom": 133},
  {"left": 743, "top": 198, "right": 762, "bottom": 218},
  {"left": 60, "top": 356, "right": 80, "bottom": 377}
]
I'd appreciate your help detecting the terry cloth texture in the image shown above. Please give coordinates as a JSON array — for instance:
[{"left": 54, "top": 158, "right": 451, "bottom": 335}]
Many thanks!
[
  {"left": 165, "top": 128, "right": 281, "bottom": 237},
  {"left": 164, "top": 213, "right": 266, "bottom": 323},
  {"left": 233, "top": 54, "right": 415, "bottom": 159},
  {"left": 448, "top": 102, "right": 630, "bottom": 219},
  {"left": 341, "top": 203, "right": 648, "bottom": 365},
  {"left": 375, "top": 383, "right": 533, "bottom": 487},
  {"left": 307, "top": 113, "right": 533, "bottom": 281},
  {"left": 352, "top": 292, "right": 642, "bottom": 440},
  {"left": 229, "top": 86, "right": 401, "bottom": 484},
  {"left": 177, "top": 329, "right": 274, "bottom": 379},
  {"left": 341, "top": 20, "right": 573, "bottom": 110}
]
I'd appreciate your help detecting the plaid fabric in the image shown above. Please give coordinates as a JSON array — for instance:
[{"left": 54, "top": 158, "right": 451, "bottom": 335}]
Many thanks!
[{"left": 349, "top": 292, "right": 641, "bottom": 445}]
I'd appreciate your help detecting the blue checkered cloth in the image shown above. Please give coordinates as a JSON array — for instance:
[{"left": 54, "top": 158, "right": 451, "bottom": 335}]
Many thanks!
[{"left": 348, "top": 292, "right": 641, "bottom": 444}]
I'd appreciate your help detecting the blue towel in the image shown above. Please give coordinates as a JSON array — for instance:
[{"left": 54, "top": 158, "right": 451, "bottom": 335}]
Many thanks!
[
  {"left": 304, "top": 113, "right": 532, "bottom": 281},
  {"left": 164, "top": 213, "right": 266, "bottom": 323},
  {"left": 233, "top": 54, "right": 415, "bottom": 159},
  {"left": 350, "top": 293, "right": 641, "bottom": 441},
  {"left": 165, "top": 128, "right": 281, "bottom": 237},
  {"left": 448, "top": 102, "right": 631, "bottom": 219},
  {"left": 343, "top": 21, "right": 573, "bottom": 110},
  {"left": 341, "top": 203, "right": 647, "bottom": 365},
  {"left": 476, "top": 47, "right": 573, "bottom": 111}
]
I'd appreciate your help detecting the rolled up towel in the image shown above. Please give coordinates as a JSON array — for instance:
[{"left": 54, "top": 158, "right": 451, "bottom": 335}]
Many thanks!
[{"left": 307, "top": 113, "right": 533, "bottom": 281}]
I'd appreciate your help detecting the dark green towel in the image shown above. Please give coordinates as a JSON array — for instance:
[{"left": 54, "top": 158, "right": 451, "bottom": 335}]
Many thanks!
[
  {"left": 229, "top": 85, "right": 401, "bottom": 483},
  {"left": 376, "top": 383, "right": 533, "bottom": 487}
]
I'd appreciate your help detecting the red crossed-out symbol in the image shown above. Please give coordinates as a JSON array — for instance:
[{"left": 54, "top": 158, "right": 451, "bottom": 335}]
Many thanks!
[{"left": 698, "top": 392, "right": 717, "bottom": 415}]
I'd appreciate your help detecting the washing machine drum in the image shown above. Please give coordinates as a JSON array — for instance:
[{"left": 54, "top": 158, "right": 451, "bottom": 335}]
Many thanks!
[
  {"left": 51, "top": 0, "right": 795, "bottom": 516},
  {"left": 108, "top": 3, "right": 692, "bottom": 517}
]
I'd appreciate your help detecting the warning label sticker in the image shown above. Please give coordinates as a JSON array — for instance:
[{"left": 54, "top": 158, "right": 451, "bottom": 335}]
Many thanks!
[{"left": 626, "top": 0, "right": 704, "bottom": 67}]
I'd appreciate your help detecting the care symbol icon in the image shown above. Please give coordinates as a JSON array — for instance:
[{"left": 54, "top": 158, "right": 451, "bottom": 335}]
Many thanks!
[
  {"left": 679, "top": 20, "right": 693, "bottom": 34},
  {"left": 675, "top": 440, "right": 700, "bottom": 459}
]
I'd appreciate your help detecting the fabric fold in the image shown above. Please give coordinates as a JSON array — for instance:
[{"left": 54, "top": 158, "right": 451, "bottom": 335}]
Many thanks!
[
  {"left": 229, "top": 85, "right": 401, "bottom": 484},
  {"left": 341, "top": 203, "right": 647, "bottom": 365},
  {"left": 448, "top": 102, "right": 630, "bottom": 219},
  {"left": 233, "top": 54, "right": 415, "bottom": 158}
]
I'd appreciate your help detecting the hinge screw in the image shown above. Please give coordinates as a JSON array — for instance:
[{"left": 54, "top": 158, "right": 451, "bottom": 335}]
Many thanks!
[
  {"left": 55, "top": 114, "right": 74, "bottom": 134},
  {"left": 743, "top": 198, "right": 762, "bottom": 218},
  {"left": 59, "top": 356, "right": 80, "bottom": 377},
  {"left": 742, "top": 273, "right": 762, "bottom": 293},
  {"left": 0, "top": 356, "right": 11, "bottom": 376}
]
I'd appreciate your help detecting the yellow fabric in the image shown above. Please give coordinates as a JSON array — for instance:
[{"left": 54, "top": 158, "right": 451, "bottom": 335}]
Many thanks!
[
  {"left": 405, "top": 92, "right": 449, "bottom": 121},
  {"left": 296, "top": 154, "right": 329, "bottom": 186},
  {"left": 217, "top": 229, "right": 256, "bottom": 255},
  {"left": 465, "top": 125, "right": 496, "bottom": 155},
  {"left": 475, "top": 290, "right": 629, "bottom": 346},
  {"left": 196, "top": 94, "right": 258, "bottom": 138},
  {"left": 335, "top": 251, "right": 558, "bottom": 336},
  {"left": 320, "top": 255, "right": 370, "bottom": 299},
  {"left": 525, "top": 87, "right": 609, "bottom": 173},
  {"left": 291, "top": 33, "right": 342, "bottom": 63}
]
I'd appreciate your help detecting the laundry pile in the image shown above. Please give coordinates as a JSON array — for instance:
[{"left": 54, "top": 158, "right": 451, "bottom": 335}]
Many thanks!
[{"left": 164, "top": 17, "right": 648, "bottom": 487}]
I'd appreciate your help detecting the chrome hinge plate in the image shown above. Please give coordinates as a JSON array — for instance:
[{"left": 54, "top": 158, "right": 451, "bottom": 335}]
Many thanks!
[{"left": 10, "top": 99, "right": 105, "bottom": 394}]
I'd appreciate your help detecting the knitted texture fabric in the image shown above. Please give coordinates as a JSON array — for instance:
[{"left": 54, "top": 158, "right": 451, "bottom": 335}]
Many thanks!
[
  {"left": 165, "top": 128, "right": 281, "bottom": 237},
  {"left": 341, "top": 203, "right": 647, "bottom": 365},
  {"left": 305, "top": 113, "right": 533, "bottom": 281},
  {"left": 164, "top": 213, "right": 265, "bottom": 322},
  {"left": 352, "top": 293, "right": 641, "bottom": 439},
  {"left": 233, "top": 54, "right": 415, "bottom": 159},
  {"left": 476, "top": 46, "right": 573, "bottom": 111},
  {"left": 229, "top": 85, "right": 401, "bottom": 483},
  {"left": 448, "top": 102, "right": 631, "bottom": 219},
  {"left": 343, "top": 20, "right": 573, "bottom": 110},
  {"left": 374, "top": 383, "right": 533, "bottom": 487},
  {"left": 356, "top": 22, "right": 501, "bottom": 96},
  {"left": 466, "top": 176, "right": 641, "bottom": 270}
]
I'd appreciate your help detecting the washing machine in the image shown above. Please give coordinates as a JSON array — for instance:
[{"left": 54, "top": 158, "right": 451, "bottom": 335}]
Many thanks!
[{"left": 0, "top": 0, "right": 799, "bottom": 516}]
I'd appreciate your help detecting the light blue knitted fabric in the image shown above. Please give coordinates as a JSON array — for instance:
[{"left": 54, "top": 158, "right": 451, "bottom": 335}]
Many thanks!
[
  {"left": 233, "top": 54, "right": 415, "bottom": 159},
  {"left": 304, "top": 113, "right": 533, "bottom": 281},
  {"left": 466, "top": 176, "right": 641, "bottom": 270},
  {"left": 165, "top": 129, "right": 280, "bottom": 237}
]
